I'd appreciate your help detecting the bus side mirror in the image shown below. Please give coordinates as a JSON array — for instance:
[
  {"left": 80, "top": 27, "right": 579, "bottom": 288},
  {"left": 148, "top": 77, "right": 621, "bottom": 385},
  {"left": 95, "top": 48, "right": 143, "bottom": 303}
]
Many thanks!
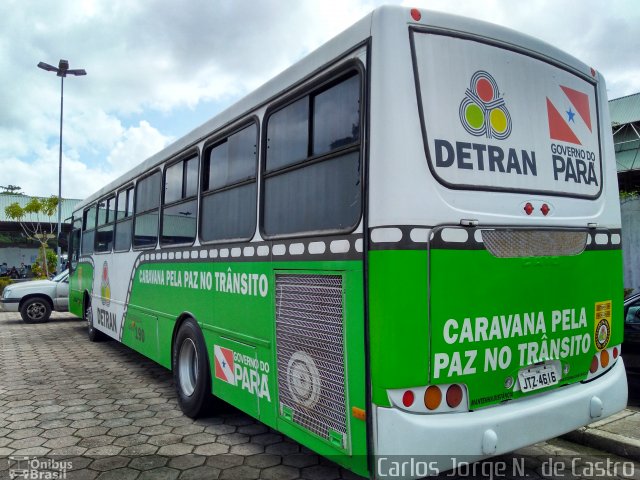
[{"left": 57, "top": 231, "right": 69, "bottom": 250}]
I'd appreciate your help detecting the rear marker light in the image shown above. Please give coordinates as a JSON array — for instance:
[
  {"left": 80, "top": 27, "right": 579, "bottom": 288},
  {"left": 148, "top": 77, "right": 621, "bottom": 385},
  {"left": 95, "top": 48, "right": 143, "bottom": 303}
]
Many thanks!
[
  {"left": 613, "top": 347, "right": 619, "bottom": 359},
  {"left": 410, "top": 8, "right": 421, "bottom": 21},
  {"left": 600, "top": 349, "right": 610, "bottom": 368},
  {"left": 446, "top": 384, "right": 463, "bottom": 408},
  {"left": 352, "top": 406, "right": 366, "bottom": 421},
  {"left": 589, "top": 356, "right": 598, "bottom": 374},
  {"left": 541, "top": 204, "right": 550, "bottom": 216},
  {"left": 524, "top": 202, "right": 534, "bottom": 215},
  {"left": 424, "top": 385, "right": 442, "bottom": 410},
  {"left": 590, "top": 67, "right": 596, "bottom": 77},
  {"left": 402, "top": 390, "right": 415, "bottom": 407}
]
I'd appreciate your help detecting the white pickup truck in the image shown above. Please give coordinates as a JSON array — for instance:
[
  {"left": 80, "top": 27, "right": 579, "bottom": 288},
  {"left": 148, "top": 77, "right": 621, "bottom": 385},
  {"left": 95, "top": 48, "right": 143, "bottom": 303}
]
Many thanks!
[{"left": 1, "top": 270, "right": 69, "bottom": 323}]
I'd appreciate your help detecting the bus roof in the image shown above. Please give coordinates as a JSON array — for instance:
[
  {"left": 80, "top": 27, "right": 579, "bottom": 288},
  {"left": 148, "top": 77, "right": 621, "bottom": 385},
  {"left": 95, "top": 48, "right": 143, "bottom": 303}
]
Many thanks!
[{"left": 74, "top": 6, "right": 596, "bottom": 213}]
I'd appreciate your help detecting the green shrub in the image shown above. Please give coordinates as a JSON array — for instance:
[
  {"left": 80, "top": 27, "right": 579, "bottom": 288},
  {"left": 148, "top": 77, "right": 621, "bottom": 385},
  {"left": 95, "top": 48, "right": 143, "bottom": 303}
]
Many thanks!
[
  {"left": 0, "top": 276, "right": 12, "bottom": 296},
  {"left": 31, "top": 248, "right": 57, "bottom": 278}
]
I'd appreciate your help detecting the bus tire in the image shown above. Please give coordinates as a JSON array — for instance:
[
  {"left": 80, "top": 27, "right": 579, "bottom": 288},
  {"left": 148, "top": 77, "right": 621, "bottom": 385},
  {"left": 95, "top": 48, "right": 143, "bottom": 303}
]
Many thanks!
[
  {"left": 173, "top": 318, "right": 212, "bottom": 418},
  {"left": 20, "top": 296, "right": 52, "bottom": 323},
  {"left": 85, "top": 296, "right": 105, "bottom": 342}
]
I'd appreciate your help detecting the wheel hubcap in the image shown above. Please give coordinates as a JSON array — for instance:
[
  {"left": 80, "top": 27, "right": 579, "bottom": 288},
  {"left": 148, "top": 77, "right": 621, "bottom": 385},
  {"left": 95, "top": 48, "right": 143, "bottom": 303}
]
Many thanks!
[
  {"left": 27, "top": 302, "right": 46, "bottom": 320},
  {"left": 178, "top": 338, "right": 199, "bottom": 397}
]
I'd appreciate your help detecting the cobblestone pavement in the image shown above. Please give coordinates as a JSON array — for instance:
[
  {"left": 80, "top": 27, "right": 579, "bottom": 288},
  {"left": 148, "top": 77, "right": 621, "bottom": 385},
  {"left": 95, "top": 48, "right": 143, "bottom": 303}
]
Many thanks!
[{"left": 0, "top": 311, "right": 637, "bottom": 480}]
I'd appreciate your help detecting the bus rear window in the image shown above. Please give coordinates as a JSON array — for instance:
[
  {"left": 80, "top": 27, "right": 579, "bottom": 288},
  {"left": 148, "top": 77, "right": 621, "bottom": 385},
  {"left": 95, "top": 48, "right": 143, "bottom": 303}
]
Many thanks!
[{"left": 411, "top": 32, "right": 602, "bottom": 199}]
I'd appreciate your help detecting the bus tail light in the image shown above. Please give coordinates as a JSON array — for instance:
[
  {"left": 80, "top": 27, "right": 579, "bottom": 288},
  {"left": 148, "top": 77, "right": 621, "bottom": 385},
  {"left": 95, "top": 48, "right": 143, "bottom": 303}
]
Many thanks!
[
  {"left": 402, "top": 390, "right": 415, "bottom": 407},
  {"left": 585, "top": 345, "right": 620, "bottom": 381},
  {"left": 424, "top": 385, "right": 441, "bottom": 410},
  {"left": 589, "top": 356, "right": 598, "bottom": 374},
  {"left": 446, "top": 384, "right": 463, "bottom": 408},
  {"left": 600, "top": 349, "right": 609, "bottom": 368},
  {"left": 388, "top": 384, "right": 468, "bottom": 413}
]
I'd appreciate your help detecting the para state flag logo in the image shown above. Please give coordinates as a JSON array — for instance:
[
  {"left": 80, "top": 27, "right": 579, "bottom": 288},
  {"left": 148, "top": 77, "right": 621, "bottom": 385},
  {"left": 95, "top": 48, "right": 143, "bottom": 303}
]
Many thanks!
[
  {"left": 214, "top": 345, "right": 236, "bottom": 385},
  {"left": 546, "top": 85, "right": 593, "bottom": 145}
]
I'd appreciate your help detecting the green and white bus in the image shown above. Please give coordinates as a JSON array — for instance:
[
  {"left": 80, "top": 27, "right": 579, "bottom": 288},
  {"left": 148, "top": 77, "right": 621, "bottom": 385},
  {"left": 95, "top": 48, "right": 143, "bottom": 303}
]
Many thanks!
[{"left": 68, "top": 6, "right": 627, "bottom": 478}]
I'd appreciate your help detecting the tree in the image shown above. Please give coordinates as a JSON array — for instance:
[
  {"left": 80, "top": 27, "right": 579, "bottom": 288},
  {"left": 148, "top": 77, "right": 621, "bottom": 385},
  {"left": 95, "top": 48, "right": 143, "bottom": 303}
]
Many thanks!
[
  {"left": 0, "top": 185, "right": 23, "bottom": 195},
  {"left": 4, "top": 196, "right": 59, "bottom": 277}
]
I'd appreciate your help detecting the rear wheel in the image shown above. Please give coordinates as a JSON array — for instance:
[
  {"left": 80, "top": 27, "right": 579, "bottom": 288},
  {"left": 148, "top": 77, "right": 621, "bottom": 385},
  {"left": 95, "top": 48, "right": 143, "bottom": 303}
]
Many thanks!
[
  {"left": 172, "top": 318, "right": 212, "bottom": 418},
  {"left": 84, "top": 296, "right": 105, "bottom": 342},
  {"left": 20, "top": 297, "right": 51, "bottom": 323}
]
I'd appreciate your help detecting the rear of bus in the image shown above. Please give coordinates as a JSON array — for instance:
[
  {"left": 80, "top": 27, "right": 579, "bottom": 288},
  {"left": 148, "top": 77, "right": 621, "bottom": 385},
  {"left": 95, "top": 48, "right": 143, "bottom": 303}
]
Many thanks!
[{"left": 366, "top": 7, "right": 627, "bottom": 473}]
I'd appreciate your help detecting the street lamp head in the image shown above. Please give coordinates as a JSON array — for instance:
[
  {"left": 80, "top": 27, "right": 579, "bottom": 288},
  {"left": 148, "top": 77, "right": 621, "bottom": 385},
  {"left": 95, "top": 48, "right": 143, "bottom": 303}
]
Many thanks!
[
  {"left": 38, "top": 59, "right": 87, "bottom": 77},
  {"left": 57, "top": 59, "right": 69, "bottom": 77},
  {"left": 38, "top": 60, "right": 87, "bottom": 78},
  {"left": 37, "top": 61, "right": 58, "bottom": 73}
]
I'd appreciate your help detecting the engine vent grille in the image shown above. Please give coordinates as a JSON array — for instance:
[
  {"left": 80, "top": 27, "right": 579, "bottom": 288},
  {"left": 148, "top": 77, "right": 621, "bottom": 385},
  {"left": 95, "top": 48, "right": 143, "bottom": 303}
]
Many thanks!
[
  {"left": 275, "top": 274, "right": 346, "bottom": 446},
  {"left": 481, "top": 230, "right": 587, "bottom": 258}
]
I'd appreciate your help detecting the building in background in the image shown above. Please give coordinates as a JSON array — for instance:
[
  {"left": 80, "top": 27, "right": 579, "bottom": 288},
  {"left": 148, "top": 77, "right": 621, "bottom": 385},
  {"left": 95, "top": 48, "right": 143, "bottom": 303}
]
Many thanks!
[
  {"left": 0, "top": 194, "right": 80, "bottom": 272},
  {"left": 611, "top": 93, "right": 640, "bottom": 293},
  {"left": 612, "top": 92, "right": 640, "bottom": 190}
]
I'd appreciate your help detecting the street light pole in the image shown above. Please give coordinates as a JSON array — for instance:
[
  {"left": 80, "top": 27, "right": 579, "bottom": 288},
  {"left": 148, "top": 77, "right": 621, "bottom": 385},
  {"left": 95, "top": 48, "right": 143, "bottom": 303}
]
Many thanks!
[{"left": 37, "top": 59, "right": 86, "bottom": 274}]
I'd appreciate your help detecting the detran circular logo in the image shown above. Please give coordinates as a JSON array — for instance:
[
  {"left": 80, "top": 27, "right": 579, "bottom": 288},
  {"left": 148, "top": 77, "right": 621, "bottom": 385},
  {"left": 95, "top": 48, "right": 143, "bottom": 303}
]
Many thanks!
[
  {"left": 459, "top": 71, "right": 512, "bottom": 140},
  {"left": 595, "top": 318, "right": 610, "bottom": 351}
]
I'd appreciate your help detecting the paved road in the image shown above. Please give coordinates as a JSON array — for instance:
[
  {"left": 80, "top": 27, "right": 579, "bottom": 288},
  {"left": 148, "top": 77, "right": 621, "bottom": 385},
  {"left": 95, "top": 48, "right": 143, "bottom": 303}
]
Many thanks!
[{"left": 0, "top": 311, "right": 637, "bottom": 479}]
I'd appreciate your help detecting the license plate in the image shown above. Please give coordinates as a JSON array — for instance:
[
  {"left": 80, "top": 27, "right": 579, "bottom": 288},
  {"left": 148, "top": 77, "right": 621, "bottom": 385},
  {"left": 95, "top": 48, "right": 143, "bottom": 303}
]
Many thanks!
[{"left": 518, "top": 363, "right": 559, "bottom": 393}]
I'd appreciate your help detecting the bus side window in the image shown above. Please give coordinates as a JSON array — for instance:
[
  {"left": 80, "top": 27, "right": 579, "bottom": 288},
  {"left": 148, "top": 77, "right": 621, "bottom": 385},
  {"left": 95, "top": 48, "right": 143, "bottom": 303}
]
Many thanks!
[
  {"left": 263, "top": 71, "right": 362, "bottom": 237},
  {"left": 69, "top": 215, "right": 82, "bottom": 272},
  {"left": 133, "top": 172, "right": 161, "bottom": 249},
  {"left": 81, "top": 205, "right": 97, "bottom": 255},
  {"left": 95, "top": 195, "right": 115, "bottom": 253},
  {"left": 161, "top": 155, "right": 198, "bottom": 246},
  {"left": 200, "top": 123, "right": 258, "bottom": 243},
  {"left": 69, "top": 228, "right": 81, "bottom": 272},
  {"left": 114, "top": 187, "right": 134, "bottom": 252}
]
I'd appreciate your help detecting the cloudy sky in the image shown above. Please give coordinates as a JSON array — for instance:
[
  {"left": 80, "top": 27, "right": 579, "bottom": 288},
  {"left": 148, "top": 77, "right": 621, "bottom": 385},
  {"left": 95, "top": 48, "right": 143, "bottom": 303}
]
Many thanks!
[{"left": 1, "top": 0, "right": 638, "bottom": 199}]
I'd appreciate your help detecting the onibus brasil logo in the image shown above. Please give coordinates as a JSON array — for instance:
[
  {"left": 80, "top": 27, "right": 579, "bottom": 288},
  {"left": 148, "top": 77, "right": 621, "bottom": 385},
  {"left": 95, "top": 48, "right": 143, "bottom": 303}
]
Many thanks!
[{"left": 459, "top": 71, "right": 512, "bottom": 140}]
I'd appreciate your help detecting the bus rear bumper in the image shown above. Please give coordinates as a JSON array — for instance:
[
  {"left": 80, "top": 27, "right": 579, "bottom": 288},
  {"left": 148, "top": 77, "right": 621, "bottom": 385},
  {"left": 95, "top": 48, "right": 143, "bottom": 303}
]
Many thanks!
[{"left": 373, "top": 359, "right": 627, "bottom": 476}]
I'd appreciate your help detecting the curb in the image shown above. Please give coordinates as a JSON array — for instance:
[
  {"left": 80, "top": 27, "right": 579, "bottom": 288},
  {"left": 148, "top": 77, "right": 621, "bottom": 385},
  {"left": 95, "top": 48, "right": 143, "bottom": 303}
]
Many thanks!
[{"left": 562, "top": 428, "right": 640, "bottom": 461}]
